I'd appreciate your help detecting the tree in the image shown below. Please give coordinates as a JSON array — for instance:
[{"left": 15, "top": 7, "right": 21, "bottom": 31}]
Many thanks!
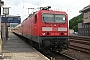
[{"left": 69, "top": 14, "right": 83, "bottom": 32}]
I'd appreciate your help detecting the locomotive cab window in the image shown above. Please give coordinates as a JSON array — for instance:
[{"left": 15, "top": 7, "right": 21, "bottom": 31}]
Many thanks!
[
  {"left": 55, "top": 14, "right": 66, "bottom": 23},
  {"left": 34, "top": 14, "right": 37, "bottom": 23},
  {"left": 42, "top": 14, "right": 66, "bottom": 23},
  {"left": 42, "top": 14, "right": 54, "bottom": 22}
]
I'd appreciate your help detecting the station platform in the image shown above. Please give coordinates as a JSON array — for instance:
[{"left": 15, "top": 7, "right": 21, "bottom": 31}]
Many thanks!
[{"left": 1, "top": 32, "right": 49, "bottom": 60}]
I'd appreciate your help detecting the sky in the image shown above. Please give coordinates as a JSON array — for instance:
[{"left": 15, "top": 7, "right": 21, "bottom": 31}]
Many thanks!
[{"left": 1, "top": 0, "right": 90, "bottom": 22}]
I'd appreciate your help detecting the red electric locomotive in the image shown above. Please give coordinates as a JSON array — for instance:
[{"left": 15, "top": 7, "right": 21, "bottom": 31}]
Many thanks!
[{"left": 15, "top": 6, "right": 69, "bottom": 52}]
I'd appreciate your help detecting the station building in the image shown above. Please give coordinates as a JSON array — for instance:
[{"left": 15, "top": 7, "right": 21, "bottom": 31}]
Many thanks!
[{"left": 78, "top": 4, "right": 90, "bottom": 36}]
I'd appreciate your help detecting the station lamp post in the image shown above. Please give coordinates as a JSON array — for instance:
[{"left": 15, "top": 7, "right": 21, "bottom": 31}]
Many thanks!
[
  {"left": 2, "top": 7, "right": 10, "bottom": 43},
  {"left": 0, "top": 0, "right": 4, "bottom": 58}
]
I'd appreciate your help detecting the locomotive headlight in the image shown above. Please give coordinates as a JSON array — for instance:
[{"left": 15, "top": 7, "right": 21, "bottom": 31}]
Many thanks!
[
  {"left": 64, "top": 33, "right": 67, "bottom": 35},
  {"left": 42, "top": 32, "right": 46, "bottom": 35},
  {"left": 54, "top": 24, "right": 56, "bottom": 27}
]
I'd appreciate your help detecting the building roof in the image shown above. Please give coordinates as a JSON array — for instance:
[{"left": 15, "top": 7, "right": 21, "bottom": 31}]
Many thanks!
[
  {"left": 1, "top": 15, "right": 20, "bottom": 17},
  {"left": 79, "top": 4, "right": 90, "bottom": 13}
]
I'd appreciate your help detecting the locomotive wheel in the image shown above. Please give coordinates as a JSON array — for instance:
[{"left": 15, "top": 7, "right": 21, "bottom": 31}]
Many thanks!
[{"left": 64, "top": 39, "right": 70, "bottom": 49}]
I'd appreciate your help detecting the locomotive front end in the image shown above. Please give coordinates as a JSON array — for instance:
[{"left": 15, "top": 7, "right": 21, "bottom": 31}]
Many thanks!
[{"left": 39, "top": 11, "right": 70, "bottom": 52}]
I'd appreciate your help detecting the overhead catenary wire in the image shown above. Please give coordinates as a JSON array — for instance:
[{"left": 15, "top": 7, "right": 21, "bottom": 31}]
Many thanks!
[
  {"left": 60, "top": 0, "right": 88, "bottom": 12},
  {"left": 29, "top": 0, "right": 42, "bottom": 14},
  {"left": 29, "top": 0, "right": 79, "bottom": 14}
]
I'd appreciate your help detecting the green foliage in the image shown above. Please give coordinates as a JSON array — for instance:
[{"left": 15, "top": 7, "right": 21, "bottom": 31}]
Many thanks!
[{"left": 69, "top": 14, "right": 83, "bottom": 32}]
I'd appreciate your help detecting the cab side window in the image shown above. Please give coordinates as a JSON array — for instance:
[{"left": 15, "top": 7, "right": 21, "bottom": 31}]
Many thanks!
[{"left": 34, "top": 14, "right": 37, "bottom": 23}]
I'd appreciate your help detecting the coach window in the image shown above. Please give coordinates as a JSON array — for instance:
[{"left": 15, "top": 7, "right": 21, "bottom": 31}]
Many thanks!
[{"left": 34, "top": 14, "right": 37, "bottom": 23}]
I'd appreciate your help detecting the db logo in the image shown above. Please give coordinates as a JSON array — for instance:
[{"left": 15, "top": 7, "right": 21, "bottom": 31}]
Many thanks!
[{"left": 53, "top": 28, "right": 57, "bottom": 31}]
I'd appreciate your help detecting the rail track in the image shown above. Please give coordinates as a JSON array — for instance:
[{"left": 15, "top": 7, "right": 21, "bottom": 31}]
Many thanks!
[
  {"left": 69, "top": 36, "right": 90, "bottom": 54},
  {"left": 45, "top": 51, "right": 77, "bottom": 60}
]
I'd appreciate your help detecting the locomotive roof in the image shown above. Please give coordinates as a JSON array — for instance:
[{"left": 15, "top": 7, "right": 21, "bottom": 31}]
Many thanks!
[
  {"left": 22, "top": 9, "right": 67, "bottom": 23},
  {"left": 39, "top": 10, "right": 67, "bottom": 14}
]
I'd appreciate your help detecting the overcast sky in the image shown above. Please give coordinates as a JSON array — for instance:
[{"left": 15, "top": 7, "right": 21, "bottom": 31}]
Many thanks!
[{"left": 1, "top": 0, "right": 90, "bottom": 22}]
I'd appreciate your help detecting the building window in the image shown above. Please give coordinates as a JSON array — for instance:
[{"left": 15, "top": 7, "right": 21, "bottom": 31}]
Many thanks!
[
  {"left": 84, "top": 11, "right": 90, "bottom": 14},
  {"left": 85, "top": 31, "right": 86, "bottom": 34},
  {"left": 83, "top": 25, "right": 84, "bottom": 28},
  {"left": 87, "top": 31, "right": 88, "bottom": 33},
  {"left": 89, "top": 25, "right": 90, "bottom": 28},
  {"left": 83, "top": 30, "right": 84, "bottom": 33},
  {"left": 85, "top": 25, "right": 86, "bottom": 28}
]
